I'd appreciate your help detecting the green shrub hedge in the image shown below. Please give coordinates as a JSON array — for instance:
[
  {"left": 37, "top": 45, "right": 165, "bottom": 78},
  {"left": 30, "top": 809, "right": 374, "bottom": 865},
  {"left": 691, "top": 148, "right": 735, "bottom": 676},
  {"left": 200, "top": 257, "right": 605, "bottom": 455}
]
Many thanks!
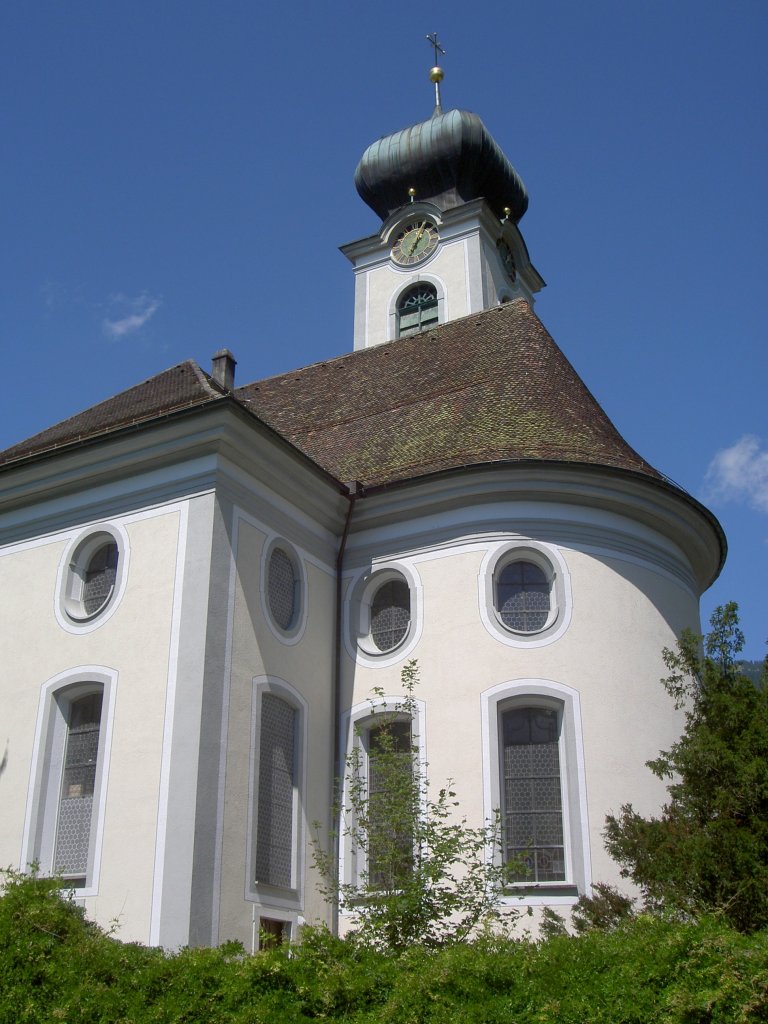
[{"left": 2, "top": 872, "right": 767, "bottom": 1023}]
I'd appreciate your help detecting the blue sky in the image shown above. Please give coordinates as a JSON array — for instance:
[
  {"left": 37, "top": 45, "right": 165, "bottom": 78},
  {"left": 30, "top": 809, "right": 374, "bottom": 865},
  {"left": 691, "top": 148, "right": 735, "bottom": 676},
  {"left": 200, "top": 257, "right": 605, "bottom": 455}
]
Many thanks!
[{"left": 2, "top": 1, "right": 766, "bottom": 658}]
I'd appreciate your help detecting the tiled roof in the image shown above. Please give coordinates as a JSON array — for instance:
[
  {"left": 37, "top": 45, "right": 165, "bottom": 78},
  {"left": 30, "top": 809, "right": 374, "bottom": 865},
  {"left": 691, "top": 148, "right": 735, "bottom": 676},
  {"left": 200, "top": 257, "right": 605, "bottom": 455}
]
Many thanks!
[
  {"left": 236, "top": 299, "right": 662, "bottom": 488},
  {"left": 0, "top": 300, "right": 661, "bottom": 488},
  {"left": 0, "top": 361, "right": 223, "bottom": 465}
]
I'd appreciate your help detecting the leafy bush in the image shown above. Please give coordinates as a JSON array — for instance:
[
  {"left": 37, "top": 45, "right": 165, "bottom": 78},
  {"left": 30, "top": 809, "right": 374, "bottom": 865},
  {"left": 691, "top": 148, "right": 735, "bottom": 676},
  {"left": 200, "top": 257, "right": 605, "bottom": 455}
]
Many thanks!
[{"left": 3, "top": 870, "right": 768, "bottom": 1022}]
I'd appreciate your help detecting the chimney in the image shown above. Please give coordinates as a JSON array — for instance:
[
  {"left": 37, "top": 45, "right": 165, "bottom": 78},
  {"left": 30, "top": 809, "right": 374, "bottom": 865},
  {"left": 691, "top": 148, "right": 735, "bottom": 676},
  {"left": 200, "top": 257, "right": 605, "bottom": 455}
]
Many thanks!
[{"left": 211, "top": 348, "right": 237, "bottom": 390}]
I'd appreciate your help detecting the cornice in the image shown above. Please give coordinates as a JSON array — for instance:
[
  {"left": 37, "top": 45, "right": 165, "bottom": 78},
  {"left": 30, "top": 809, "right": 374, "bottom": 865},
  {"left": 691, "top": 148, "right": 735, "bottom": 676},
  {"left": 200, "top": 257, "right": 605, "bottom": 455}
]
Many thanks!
[
  {"left": 345, "top": 462, "right": 725, "bottom": 593},
  {"left": 0, "top": 402, "right": 348, "bottom": 544}
]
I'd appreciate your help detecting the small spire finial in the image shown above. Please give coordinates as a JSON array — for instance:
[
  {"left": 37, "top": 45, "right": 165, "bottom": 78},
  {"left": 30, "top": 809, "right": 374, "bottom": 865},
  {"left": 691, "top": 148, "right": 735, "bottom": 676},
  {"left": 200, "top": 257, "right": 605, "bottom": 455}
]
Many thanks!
[{"left": 425, "top": 33, "right": 445, "bottom": 115}]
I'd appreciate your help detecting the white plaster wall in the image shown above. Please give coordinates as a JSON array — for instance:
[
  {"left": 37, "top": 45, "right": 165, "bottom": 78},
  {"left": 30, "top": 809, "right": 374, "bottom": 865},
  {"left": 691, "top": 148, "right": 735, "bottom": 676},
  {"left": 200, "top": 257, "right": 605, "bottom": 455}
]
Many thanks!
[
  {"left": 338, "top": 512, "right": 700, "bottom": 924},
  {"left": 216, "top": 515, "right": 337, "bottom": 946},
  {"left": 361, "top": 240, "right": 469, "bottom": 347},
  {"left": 1, "top": 507, "right": 185, "bottom": 943}
]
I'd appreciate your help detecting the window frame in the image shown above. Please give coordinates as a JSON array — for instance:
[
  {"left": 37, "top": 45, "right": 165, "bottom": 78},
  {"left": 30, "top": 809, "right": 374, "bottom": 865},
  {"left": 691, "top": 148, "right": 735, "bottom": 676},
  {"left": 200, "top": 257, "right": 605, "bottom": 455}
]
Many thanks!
[
  {"left": 338, "top": 695, "right": 427, "bottom": 897},
  {"left": 479, "top": 541, "right": 572, "bottom": 649},
  {"left": 21, "top": 668, "right": 118, "bottom": 897},
  {"left": 56, "top": 524, "right": 129, "bottom": 633},
  {"left": 246, "top": 677, "right": 307, "bottom": 912},
  {"left": 346, "top": 564, "right": 422, "bottom": 666},
  {"left": 481, "top": 679, "right": 591, "bottom": 906},
  {"left": 260, "top": 537, "right": 307, "bottom": 644},
  {"left": 396, "top": 282, "right": 439, "bottom": 337},
  {"left": 387, "top": 274, "right": 447, "bottom": 341}
]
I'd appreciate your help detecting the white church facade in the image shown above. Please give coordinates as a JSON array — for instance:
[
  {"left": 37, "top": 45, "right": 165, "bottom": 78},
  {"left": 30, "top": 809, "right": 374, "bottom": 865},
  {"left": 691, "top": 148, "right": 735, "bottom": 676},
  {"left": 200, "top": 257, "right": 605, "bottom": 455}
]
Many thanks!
[{"left": 0, "top": 78, "right": 725, "bottom": 949}]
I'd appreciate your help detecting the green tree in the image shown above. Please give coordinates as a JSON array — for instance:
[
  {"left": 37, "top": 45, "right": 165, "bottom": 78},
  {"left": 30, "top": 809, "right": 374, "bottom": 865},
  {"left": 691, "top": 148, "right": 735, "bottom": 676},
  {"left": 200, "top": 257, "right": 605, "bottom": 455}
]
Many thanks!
[
  {"left": 312, "top": 661, "right": 511, "bottom": 950},
  {"left": 605, "top": 603, "right": 768, "bottom": 932}
]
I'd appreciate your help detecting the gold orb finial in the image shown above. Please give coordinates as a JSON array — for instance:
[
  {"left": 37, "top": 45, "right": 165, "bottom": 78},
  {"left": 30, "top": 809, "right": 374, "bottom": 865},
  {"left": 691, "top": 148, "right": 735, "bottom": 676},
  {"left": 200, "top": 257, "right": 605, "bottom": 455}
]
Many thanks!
[{"left": 429, "top": 65, "right": 444, "bottom": 83}]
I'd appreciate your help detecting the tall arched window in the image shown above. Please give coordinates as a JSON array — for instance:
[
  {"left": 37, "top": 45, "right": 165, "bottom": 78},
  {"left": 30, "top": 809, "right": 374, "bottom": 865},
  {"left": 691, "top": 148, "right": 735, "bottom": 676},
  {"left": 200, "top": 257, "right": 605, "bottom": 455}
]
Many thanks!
[
  {"left": 255, "top": 693, "right": 297, "bottom": 890},
  {"left": 396, "top": 283, "right": 438, "bottom": 337},
  {"left": 23, "top": 672, "right": 116, "bottom": 895},
  {"left": 501, "top": 705, "right": 565, "bottom": 883}
]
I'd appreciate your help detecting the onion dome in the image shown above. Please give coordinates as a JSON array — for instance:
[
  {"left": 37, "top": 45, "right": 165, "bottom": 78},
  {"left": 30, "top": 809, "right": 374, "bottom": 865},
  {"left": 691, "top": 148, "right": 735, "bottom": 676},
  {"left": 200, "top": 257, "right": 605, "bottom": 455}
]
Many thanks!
[{"left": 354, "top": 108, "right": 529, "bottom": 222}]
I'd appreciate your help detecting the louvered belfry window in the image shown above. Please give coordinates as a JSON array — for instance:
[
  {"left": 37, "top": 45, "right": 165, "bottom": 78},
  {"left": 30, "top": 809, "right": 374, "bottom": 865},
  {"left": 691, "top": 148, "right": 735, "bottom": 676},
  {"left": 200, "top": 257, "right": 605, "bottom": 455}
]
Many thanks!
[
  {"left": 502, "top": 706, "right": 565, "bottom": 883},
  {"left": 54, "top": 691, "right": 103, "bottom": 881},
  {"left": 256, "top": 694, "right": 297, "bottom": 889},
  {"left": 82, "top": 542, "right": 118, "bottom": 616},
  {"left": 496, "top": 561, "right": 550, "bottom": 632},
  {"left": 396, "top": 283, "right": 438, "bottom": 337},
  {"left": 370, "top": 579, "right": 410, "bottom": 652},
  {"left": 268, "top": 548, "right": 297, "bottom": 631}
]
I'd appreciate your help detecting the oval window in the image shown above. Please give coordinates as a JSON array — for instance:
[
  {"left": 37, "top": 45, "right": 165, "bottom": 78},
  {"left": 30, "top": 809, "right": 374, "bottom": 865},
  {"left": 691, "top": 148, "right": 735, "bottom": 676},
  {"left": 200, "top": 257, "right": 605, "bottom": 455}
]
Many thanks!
[
  {"left": 267, "top": 547, "right": 298, "bottom": 631},
  {"left": 495, "top": 560, "right": 550, "bottom": 633},
  {"left": 64, "top": 533, "right": 120, "bottom": 622},
  {"left": 370, "top": 578, "right": 411, "bottom": 652}
]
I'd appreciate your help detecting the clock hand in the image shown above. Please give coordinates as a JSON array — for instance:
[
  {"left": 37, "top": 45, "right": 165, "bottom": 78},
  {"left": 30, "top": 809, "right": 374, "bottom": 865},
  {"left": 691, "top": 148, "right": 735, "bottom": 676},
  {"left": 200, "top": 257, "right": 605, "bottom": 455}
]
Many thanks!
[{"left": 408, "top": 222, "right": 427, "bottom": 255}]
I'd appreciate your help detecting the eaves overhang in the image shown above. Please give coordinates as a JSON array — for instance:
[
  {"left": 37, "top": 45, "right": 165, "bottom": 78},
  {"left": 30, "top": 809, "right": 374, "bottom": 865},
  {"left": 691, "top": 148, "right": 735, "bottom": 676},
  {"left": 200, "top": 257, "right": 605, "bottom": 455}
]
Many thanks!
[
  {"left": 0, "top": 397, "right": 350, "bottom": 542},
  {"left": 344, "top": 458, "right": 727, "bottom": 594}
]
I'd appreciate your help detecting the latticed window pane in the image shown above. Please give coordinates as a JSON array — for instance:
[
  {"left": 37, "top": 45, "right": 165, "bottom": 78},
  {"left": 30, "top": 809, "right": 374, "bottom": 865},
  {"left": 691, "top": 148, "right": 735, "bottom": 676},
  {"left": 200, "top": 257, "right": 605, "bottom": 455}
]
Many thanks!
[
  {"left": 268, "top": 548, "right": 297, "bottom": 630},
  {"left": 370, "top": 579, "right": 410, "bottom": 652},
  {"left": 397, "top": 284, "right": 438, "bottom": 337},
  {"left": 368, "top": 720, "right": 413, "bottom": 888},
  {"left": 54, "top": 692, "right": 103, "bottom": 879},
  {"left": 496, "top": 561, "right": 550, "bottom": 631},
  {"left": 82, "top": 543, "right": 118, "bottom": 615},
  {"left": 501, "top": 706, "right": 565, "bottom": 883},
  {"left": 256, "top": 694, "right": 296, "bottom": 889}
]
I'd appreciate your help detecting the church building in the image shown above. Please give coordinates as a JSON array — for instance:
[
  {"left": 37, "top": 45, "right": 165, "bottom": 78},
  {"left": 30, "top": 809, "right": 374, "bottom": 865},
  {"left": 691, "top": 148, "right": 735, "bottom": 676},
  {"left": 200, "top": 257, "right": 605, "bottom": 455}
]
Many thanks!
[{"left": 0, "top": 62, "right": 725, "bottom": 949}]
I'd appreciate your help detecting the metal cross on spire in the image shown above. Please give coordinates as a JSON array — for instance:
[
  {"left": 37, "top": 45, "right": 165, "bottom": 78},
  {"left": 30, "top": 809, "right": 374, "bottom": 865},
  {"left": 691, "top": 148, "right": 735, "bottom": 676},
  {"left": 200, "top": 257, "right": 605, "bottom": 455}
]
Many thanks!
[
  {"left": 425, "top": 33, "right": 446, "bottom": 115},
  {"left": 426, "top": 32, "right": 446, "bottom": 65}
]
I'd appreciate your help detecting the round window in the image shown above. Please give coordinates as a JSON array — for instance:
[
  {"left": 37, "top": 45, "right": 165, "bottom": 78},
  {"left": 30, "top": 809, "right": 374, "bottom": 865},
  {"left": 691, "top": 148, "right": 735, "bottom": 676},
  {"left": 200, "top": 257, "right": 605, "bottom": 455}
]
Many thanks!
[
  {"left": 370, "top": 578, "right": 411, "bottom": 652},
  {"left": 495, "top": 560, "right": 551, "bottom": 633},
  {"left": 267, "top": 547, "right": 298, "bottom": 631}
]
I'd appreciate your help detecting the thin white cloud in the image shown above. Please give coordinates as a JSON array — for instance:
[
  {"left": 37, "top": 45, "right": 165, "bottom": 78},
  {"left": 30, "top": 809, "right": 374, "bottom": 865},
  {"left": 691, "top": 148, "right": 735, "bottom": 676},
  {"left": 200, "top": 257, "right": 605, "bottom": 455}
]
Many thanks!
[
  {"left": 102, "top": 293, "right": 161, "bottom": 339},
  {"left": 704, "top": 435, "right": 768, "bottom": 513}
]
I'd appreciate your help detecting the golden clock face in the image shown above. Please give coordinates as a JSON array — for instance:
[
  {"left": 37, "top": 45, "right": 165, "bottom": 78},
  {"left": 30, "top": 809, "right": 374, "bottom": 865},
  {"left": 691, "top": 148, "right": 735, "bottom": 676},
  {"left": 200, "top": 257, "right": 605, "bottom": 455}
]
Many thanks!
[{"left": 391, "top": 220, "right": 439, "bottom": 266}]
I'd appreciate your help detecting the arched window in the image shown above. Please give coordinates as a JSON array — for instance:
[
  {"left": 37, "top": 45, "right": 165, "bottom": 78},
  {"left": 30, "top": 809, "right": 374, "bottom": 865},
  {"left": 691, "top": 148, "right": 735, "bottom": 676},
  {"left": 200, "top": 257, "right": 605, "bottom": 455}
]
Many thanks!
[
  {"left": 366, "top": 719, "right": 413, "bottom": 888},
  {"left": 396, "top": 283, "right": 438, "bottom": 337},
  {"left": 23, "top": 671, "right": 116, "bottom": 895},
  {"left": 500, "top": 705, "right": 565, "bottom": 883},
  {"left": 481, "top": 679, "right": 591, "bottom": 903},
  {"left": 255, "top": 692, "right": 297, "bottom": 890},
  {"left": 54, "top": 691, "right": 104, "bottom": 882}
]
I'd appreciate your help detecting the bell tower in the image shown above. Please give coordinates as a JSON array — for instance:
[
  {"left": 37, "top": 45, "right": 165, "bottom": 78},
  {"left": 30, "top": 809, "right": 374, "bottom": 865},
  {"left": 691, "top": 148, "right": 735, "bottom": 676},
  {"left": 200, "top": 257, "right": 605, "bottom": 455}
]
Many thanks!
[{"left": 341, "top": 43, "right": 544, "bottom": 351}]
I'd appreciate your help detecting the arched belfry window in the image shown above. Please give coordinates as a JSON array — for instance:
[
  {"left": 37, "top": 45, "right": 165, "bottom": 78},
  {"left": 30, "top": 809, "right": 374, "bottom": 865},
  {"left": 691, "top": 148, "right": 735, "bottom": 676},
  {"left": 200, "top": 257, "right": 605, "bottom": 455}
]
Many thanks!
[{"left": 396, "top": 283, "right": 438, "bottom": 337}]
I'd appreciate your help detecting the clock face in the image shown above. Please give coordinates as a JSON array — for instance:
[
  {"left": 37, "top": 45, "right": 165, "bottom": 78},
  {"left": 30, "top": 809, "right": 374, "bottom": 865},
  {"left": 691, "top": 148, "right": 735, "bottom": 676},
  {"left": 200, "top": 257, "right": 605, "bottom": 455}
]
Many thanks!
[
  {"left": 498, "top": 240, "right": 517, "bottom": 282},
  {"left": 391, "top": 220, "right": 439, "bottom": 266}
]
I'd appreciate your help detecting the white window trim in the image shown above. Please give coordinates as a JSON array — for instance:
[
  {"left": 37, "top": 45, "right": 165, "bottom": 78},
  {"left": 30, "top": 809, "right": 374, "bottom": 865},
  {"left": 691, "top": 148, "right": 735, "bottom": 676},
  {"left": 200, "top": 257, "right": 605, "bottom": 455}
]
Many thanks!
[
  {"left": 55, "top": 523, "right": 130, "bottom": 634},
  {"left": 344, "top": 562, "right": 423, "bottom": 668},
  {"left": 260, "top": 536, "right": 308, "bottom": 645},
  {"left": 480, "top": 678, "right": 591, "bottom": 907},
  {"left": 246, "top": 676, "right": 307, "bottom": 911},
  {"left": 21, "top": 667, "right": 118, "bottom": 898},
  {"left": 478, "top": 540, "right": 572, "bottom": 649},
  {"left": 338, "top": 695, "right": 427, "bottom": 900}
]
